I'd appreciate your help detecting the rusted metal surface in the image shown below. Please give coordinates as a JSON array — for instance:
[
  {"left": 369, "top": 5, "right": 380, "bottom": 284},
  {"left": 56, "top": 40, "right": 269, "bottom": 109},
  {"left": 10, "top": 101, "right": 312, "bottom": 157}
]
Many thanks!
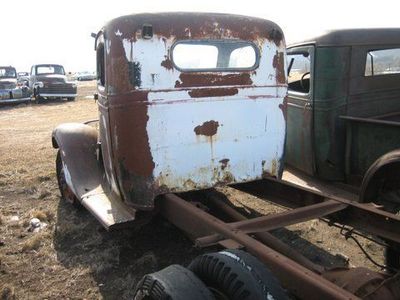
[
  {"left": 159, "top": 193, "right": 359, "bottom": 300},
  {"left": 198, "top": 192, "right": 325, "bottom": 274},
  {"left": 159, "top": 189, "right": 400, "bottom": 299},
  {"left": 193, "top": 120, "right": 219, "bottom": 136},
  {"left": 322, "top": 267, "right": 400, "bottom": 299},
  {"left": 322, "top": 267, "right": 388, "bottom": 298},
  {"left": 364, "top": 273, "right": 400, "bottom": 300},
  {"left": 235, "top": 177, "right": 400, "bottom": 244},
  {"left": 229, "top": 199, "right": 347, "bottom": 233},
  {"left": 52, "top": 123, "right": 136, "bottom": 230},
  {"left": 97, "top": 13, "right": 287, "bottom": 209}
]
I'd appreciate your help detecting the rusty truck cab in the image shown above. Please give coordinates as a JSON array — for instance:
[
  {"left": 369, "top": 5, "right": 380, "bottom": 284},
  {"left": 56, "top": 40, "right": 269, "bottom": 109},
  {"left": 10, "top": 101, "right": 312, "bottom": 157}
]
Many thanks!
[
  {"left": 95, "top": 13, "right": 287, "bottom": 209},
  {"left": 53, "top": 13, "right": 287, "bottom": 229}
]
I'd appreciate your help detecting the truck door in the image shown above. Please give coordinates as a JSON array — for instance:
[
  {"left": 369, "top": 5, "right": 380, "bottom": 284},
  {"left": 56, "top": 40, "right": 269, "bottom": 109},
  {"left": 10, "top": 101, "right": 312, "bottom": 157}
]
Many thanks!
[
  {"left": 95, "top": 33, "right": 121, "bottom": 196},
  {"left": 286, "top": 46, "right": 315, "bottom": 175}
]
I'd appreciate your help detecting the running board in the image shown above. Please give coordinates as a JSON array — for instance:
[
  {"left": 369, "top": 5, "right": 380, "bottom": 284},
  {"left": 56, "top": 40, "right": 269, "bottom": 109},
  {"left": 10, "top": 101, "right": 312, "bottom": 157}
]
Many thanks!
[{"left": 81, "top": 186, "right": 137, "bottom": 231}]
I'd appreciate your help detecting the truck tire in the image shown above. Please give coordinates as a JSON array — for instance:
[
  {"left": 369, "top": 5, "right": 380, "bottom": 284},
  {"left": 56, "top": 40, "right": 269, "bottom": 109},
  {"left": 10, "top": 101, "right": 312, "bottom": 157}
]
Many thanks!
[
  {"left": 188, "top": 249, "right": 288, "bottom": 300},
  {"left": 385, "top": 241, "right": 400, "bottom": 272},
  {"left": 56, "top": 150, "right": 80, "bottom": 207},
  {"left": 34, "top": 89, "right": 43, "bottom": 104},
  {"left": 379, "top": 189, "right": 400, "bottom": 215},
  {"left": 133, "top": 264, "right": 214, "bottom": 300}
]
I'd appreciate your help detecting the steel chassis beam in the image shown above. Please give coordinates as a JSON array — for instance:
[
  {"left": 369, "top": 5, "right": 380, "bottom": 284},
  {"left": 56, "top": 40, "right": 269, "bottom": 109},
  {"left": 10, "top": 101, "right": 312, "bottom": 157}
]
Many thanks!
[
  {"left": 234, "top": 178, "right": 400, "bottom": 244},
  {"left": 159, "top": 193, "right": 358, "bottom": 300}
]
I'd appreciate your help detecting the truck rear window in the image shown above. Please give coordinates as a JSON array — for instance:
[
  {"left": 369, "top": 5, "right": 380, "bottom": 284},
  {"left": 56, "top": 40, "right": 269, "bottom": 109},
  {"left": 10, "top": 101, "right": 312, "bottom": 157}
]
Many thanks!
[
  {"left": 365, "top": 48, "right": 400, "bottom": 76},
  {"left": 172, "top": 40, "right": 258, "bottom": 71}
]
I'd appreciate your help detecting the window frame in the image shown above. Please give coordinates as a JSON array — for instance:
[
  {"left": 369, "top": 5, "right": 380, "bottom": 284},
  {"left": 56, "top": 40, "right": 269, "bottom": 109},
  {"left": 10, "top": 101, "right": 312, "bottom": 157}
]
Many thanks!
[
  {"left": 171, "top": 39, "right": 260, "bottom": 73},
  {"left": 96, "top": 33, "right": 106, "bottom": 88},
  {"left": 287, "top": 45, "right": 314, "bottom": 98},
  {"left": 35, "top": 65, "right": 65, "bottom": 76},
  {"left": 364, "top": 47, "right": 400, "bottom": 77}
]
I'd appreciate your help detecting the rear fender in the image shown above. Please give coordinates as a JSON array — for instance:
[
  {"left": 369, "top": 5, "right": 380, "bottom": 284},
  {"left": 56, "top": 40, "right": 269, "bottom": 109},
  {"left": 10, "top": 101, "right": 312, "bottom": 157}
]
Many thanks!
[
  {"left": 360, "top": 150, "right": 400, "bottom": 203},
  {"left": 52, "top": 123, "right": 137, "bottom": 230},
  {"left": 52, "top": 123, "right": 100, "bottom": 199}
]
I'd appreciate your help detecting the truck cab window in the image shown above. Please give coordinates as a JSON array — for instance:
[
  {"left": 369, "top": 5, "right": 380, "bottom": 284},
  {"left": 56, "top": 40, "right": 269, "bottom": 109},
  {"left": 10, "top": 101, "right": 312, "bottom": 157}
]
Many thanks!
[
  {"left": 288, "top": 53, "right": 311, "bottom": 93},
  {"left": 96, "top": 37, "right": 105, "bottom": 86},
  {"left": 365, "top": 48, "right": 400, "bottom": 76},
  {"left": 172, "top": 40, "right": 258, "bottom": 71}
]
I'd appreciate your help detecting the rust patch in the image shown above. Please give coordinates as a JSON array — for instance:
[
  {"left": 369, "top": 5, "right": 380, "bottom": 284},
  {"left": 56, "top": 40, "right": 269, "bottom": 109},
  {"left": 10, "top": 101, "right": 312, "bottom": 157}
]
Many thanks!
[
  {"left": 109, "top": 91, "right": 155, "bottom": 177},
  {"left": 248, "top": 95, "right": 276, "bottom": 100},
  {"left": 219, "top": 158, "right": 230, "bottom": 170},
  {"left": 269, "top": 28, "right": 283, "bottom": 46},
  {"left": 279, "top": 96, "right": 288, "bottom": 122},
  {"left": 273, "top": 51, "right": 286, "bottom": 84},
  {"left": 176, "top": 73, "right": 252, "bottom": 88},
  {"left": 194, "top": 120, "right": 219, "bottom": 136},
  {"left": 189, "top": 88, "right": 238, "bottom": 98},
  {"left": 161, "top": 57, "right": 174, "bottom": 70},
  {"left": 108, "top": 13, "right": 283, "bottom": 41}
]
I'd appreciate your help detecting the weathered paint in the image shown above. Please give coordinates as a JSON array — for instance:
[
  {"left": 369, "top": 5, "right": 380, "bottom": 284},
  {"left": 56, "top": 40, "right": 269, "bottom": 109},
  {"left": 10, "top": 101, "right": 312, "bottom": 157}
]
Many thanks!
[
  {"left": 287, "top": 29, "right": 400, "bottom": 185},
  {"left": 99, "top": 13, "right": 287, "bottom": 209},
  {"left": 146, "top": 87, "right": 286, "bottom": 191}
]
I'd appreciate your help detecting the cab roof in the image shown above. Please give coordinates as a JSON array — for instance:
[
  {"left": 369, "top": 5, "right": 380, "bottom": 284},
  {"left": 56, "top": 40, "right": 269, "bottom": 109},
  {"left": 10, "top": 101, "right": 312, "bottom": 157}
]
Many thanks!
[
  {"left": 289, "top": 28, "right": 400, "bottom": 48},
  {"left": 105, "top": 12, "right": 284, "bottom": 43}
]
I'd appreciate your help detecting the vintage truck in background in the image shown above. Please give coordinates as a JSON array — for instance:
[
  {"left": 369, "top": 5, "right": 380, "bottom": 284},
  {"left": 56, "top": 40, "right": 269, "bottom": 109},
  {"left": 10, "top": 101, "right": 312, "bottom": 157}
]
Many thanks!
[
  {"left": 53, "top": 14, "right": 400, "bottom": 299},
  {"left": 0, "top": 66, "right": 31, "bottom": 104},
  {"left": 286, "top": 29, "right": 400, "bottom": 213},
  {"left": 30, "top": 64, "right": 77, "bottom": 103}
]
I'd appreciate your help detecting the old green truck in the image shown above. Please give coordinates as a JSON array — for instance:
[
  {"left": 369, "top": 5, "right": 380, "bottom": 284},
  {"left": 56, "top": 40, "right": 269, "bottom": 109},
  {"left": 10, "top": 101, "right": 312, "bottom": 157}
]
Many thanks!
[{"left": 286, "top": 29, "right": 400, "bottom": 212}]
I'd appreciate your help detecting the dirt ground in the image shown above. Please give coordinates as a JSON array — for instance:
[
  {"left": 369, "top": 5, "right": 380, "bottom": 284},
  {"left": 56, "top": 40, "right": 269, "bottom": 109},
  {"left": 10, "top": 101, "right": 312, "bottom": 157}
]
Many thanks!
[{"left": 0, "top": 82, "right": 385, "bottom": 299}]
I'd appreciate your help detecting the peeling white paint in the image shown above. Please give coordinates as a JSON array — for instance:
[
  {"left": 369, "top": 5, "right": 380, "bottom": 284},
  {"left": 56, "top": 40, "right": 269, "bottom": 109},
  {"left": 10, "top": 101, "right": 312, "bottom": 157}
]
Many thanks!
[
  {"left": 146, "top": 86, "right": 285, "bottom": 189},
  {"left": 117, "top": 34, "right": 286, "bottom": 192}
]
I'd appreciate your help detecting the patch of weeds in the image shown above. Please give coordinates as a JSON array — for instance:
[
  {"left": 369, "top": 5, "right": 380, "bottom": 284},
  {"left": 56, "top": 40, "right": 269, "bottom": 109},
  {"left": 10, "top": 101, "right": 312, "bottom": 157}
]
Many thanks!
[
  {"left": 21, "top": 235, "right": 42, "bottom": 252},
  {"left": 38, "top": 175, "right": 51, "bottom": 182},
  {"left": 0, "top": 285, "right": 15, "bottom": 300},
  {"left": 31, "top": 210, "right": 47, "bottom": 222}
]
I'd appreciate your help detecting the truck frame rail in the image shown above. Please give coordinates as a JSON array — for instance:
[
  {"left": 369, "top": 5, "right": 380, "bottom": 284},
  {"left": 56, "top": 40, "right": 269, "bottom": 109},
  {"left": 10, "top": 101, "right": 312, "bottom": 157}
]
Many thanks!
[{"left": 158, "top": 178, "right": 400, "bottom": 299}]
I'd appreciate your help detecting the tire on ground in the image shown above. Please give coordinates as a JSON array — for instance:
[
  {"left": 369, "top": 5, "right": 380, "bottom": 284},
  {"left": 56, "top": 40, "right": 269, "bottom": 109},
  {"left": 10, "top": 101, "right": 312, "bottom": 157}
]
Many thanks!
[
  {"left": 189, "top": 249, "right": 288, "bottom": 300},
  {"left": 385, "top": 241, "right": 400, "bottom": 272},
  {"left": 133, "top": 264, "right": 214, "bottom": 300},
  {"left": 56, "top": 150, "right": 80, "bottom": 207}
]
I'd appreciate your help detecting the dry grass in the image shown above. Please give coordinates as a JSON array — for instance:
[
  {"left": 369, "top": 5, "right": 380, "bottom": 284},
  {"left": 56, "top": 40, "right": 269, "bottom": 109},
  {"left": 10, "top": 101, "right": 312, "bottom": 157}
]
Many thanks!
[
  {"left": 31, "top": 210, "right": 48, "bottom": 222},
  {"left": 21, "top": 235, "right": 43, "bottom": 252},
  {"left": 0, "top": 285, "right": 15, "bottom": 300}
]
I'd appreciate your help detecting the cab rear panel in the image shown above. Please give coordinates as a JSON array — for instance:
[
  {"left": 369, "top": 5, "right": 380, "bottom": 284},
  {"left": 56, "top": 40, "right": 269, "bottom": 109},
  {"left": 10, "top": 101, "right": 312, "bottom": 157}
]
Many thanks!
[{"left": 97, "top": 13, "right": 287, "bottom": 209}]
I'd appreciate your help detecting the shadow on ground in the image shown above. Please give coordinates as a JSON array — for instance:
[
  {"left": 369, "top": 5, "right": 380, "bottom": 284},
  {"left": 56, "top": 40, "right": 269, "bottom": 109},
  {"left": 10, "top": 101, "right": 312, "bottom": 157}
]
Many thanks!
[{"left": 53, "top": 199, "right": 204, "bottom": 299}]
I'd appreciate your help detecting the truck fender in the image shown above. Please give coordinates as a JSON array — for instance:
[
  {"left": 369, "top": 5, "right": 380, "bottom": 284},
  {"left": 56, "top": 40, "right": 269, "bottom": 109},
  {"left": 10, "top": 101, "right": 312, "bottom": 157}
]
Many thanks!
[
  {"left": 359, "top": 150, "right": 400, "bottom": 203},
  {"left": 52, "top": 123, "right": 100, "bottom": 199}
]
